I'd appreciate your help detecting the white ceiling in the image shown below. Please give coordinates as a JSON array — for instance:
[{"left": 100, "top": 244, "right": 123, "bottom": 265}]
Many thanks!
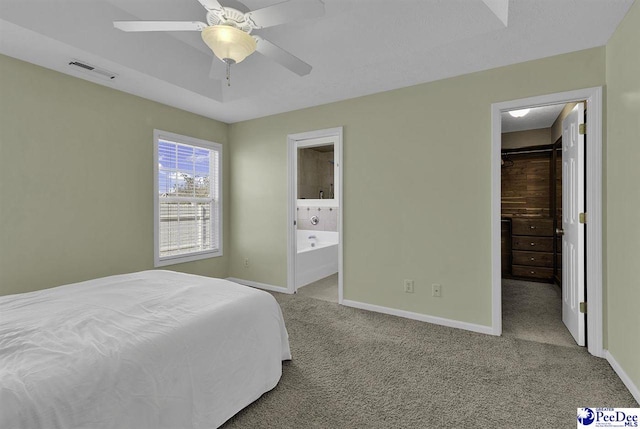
[
  {"left": 0, "top": 0, "right": 634, "bottom": 123},
  {"left": 501, "top": 104, "right": 567, "bottom": 133}
]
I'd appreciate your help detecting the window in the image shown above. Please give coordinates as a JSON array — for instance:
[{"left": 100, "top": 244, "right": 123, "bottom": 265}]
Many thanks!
[{"left": 154, "top": 130, "right": 222, "bottom": 267}]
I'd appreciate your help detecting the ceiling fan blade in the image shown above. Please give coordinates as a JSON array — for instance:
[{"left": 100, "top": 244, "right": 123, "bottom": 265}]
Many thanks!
[
  {"left": 247, "top": 0, "right": 325, "bottom": 29},
  {"left": 114, "top": 21, "right": 207, "bottom": 32},
  {"left": 196, "top": 0, "right": 224, "bottom": 13},
  {"left": 255, "top": 36, "right": 312, "bottom": 76}
]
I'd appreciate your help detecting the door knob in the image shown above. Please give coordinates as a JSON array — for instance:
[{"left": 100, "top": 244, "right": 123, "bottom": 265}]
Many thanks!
[{"left": 556, "top": 228, "right": 564, "bottom": 235}]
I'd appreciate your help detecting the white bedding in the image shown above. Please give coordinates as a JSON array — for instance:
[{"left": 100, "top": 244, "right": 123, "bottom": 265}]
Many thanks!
[{"left": 0, "top": 270, "right": 291, "bottom": 429}]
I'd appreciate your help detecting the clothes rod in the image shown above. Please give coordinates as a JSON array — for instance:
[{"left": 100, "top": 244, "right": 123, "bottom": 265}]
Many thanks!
[{"left": 501, "top": 148, "right": 553, "bottom": 156}]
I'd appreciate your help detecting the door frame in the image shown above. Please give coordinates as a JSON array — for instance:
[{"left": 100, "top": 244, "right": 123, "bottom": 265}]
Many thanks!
[
  {"left": 287, "top": 127, "right": 344, "bottom": 303},
  {"left": 490, "top": 87, "right": 603, "bottom": 357}
]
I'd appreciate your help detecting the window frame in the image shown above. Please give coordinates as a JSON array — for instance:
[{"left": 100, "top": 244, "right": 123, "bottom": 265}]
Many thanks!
[{"left": 153, "top": 129, "right": 223, "bottom": 267}]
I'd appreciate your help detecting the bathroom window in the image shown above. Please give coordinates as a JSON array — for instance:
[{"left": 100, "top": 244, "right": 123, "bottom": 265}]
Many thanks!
[{"left": 153, "top": 130, "right": 222, "bottom": 267}]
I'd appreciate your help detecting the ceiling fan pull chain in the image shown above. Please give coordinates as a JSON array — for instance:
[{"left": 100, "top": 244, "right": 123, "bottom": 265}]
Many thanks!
[{"left": 226, "top": 61, "right": 231, "bottom": 87}]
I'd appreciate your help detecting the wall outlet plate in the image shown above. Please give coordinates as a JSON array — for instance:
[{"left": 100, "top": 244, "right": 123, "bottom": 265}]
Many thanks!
[
  {"left": 244, "top": 258, "right": 250, "bottom": 268},
  {"left": 404, "top": 279, "right": 414, "bottom": 293},
  {"left": 432, "top": 284, "right": 442, "bottom": 297}
]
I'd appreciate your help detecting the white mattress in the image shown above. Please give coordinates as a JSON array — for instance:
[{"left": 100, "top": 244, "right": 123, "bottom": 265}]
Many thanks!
[{"left": 0, "top": 270, "right": 291, "bottom": 429}]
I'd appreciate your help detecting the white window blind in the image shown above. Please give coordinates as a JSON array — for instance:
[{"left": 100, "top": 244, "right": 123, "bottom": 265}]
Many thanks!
[{"left": 154, "top": 130, "right": 222, "bottom": 266}]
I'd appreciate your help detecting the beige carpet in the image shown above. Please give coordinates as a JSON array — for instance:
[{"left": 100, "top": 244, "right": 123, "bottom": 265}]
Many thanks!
[
  {"left": 222, "top": 283, "right": 637, "bottom": 428},
  {"left": 502, "top": 278, "right": 576, "bottom": 347}
]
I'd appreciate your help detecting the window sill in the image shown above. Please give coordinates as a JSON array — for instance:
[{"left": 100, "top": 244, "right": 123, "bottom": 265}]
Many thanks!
[{"left": 154, "top": 249, "right": 223, "bottom": 267}]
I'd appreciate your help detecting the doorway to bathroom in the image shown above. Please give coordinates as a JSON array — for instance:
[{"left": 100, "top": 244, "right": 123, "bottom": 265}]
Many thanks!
[{"left": 286, "top": 127, "right": 343, "bottom": 304}]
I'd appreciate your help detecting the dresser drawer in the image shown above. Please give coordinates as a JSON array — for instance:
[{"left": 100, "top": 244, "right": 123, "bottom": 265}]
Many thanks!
[
  {"left": 512, "top": 251, "right": 553, "bottom": 267},
  {"left": 512, "top": 218, "right": 553, "bottom": 236},
  {"left": 512, "top": 265, "right": 554, "bottom": 279},
  {"left": 512, "top": 236, "right": 554, "bottom": 252}
]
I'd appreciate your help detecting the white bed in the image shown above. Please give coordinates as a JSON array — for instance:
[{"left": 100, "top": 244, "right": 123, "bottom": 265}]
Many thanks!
[{"left": 0, "top": 270, "right": 291, "bottom": 429}]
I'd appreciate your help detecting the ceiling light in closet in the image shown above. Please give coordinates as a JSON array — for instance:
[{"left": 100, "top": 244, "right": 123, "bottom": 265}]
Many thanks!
[{"left": 509, "top": 108, "right": 530, "bottom": 118}]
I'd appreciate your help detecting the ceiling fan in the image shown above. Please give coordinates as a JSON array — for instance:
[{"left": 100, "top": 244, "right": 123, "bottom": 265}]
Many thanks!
[{"left": 114, "top": 0, "right": 324, "bottom": 86}]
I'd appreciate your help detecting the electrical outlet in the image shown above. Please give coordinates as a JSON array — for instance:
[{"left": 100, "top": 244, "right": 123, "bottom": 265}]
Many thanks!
[
  {"left": 432, "top": 284, "right": 442, "bottom": 297},
  {"left": 244, "top": 258, "right": 250, "bottom": 268},
  {"left": 404, "top": 279, "right": 414, "bottom": 293}
]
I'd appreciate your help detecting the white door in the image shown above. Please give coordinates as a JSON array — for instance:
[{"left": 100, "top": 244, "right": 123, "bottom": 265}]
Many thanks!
[{"left": 562, "top": 103, "right": 586, "bottom": 346}]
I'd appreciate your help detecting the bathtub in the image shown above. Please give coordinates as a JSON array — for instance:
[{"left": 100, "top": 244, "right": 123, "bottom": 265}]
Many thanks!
[{"left": 296, "top": 230, "right": 339, "bottom": 288}]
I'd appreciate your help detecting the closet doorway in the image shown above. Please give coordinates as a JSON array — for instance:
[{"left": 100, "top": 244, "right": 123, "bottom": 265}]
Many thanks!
[
  {"left": 286, "top": 127, "right": 344, "bottom": 304},
  {"left": 491, "top": 87, "right": 604, "bottom": 358},
  {"left": 500, "top": 102, "right": 577, "bottom": 347}
]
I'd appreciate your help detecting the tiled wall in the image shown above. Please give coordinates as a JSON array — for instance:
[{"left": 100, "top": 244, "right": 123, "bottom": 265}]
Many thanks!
[{"left": 297, "top": 206, "right": 338, "bottom": 231}]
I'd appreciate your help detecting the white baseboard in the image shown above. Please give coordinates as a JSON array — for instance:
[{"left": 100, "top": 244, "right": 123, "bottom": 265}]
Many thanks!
[
  {"left": 342, "top": 299, "right": 495, "bottom": 336},
  {"left": 226, "top": 277, "right": 291, "bottom": 294},
  {"left": 604, "top": 350, "right": 640, "bottom": 405}
]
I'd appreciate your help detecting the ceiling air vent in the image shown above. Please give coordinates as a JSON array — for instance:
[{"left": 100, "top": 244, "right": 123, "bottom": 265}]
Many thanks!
[{"left": 68, "top": 59, "right": 118, "bottom": 80}]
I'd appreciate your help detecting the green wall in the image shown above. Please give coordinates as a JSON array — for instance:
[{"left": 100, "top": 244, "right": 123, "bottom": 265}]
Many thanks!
[
  {"left": 229, "top": 47, "right": 606, "bottom": 327},
  {"left": 0, "top": 55, "right": 230, "bottom": 295},
  {"left": 605, "top": 0, "right": 640, "bottom": 396}
]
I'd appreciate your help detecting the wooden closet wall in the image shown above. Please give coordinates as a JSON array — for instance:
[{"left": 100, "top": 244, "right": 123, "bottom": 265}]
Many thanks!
[{"left": 501, "top": 145, "right": 562, "bottom": 284}]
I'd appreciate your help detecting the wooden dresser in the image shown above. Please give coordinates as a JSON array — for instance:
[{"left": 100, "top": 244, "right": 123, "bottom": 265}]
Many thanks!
[{"left": 510, "top": 218, "right": 554, "bottom": 281}]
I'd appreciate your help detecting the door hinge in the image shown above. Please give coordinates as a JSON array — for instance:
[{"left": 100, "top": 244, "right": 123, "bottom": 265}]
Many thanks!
[
  {"left": 579, "top": 124, "right": 586, "bottom": 135},
  {"left": 580, "top": 301, "right": 587, "bottom": 314},
  {"left": 294, "top": 220, "right": 297, "bottom": 226},
  {"left": 579, "top": 212, "right": 587, "bottom": 224}
]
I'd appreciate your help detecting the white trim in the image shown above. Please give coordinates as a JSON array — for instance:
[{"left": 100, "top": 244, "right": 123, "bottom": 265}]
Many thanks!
[
  {"left": 226, "top": 277, "right": 291, "bottom": 294},
  {"left": 604, "top": 350, "right": 640, "bottom": 404},
  {"left": 295, "top": 136, "right": 337, "bottom": 147},
  {"left": 491, "top": 87, "right": 604, "bottom": 357},
  {"left": 343, "top": 300, "right": 495, "bottom": 336},
  {"left": 585, "top": 88, "right": 604, "bottom": 358},
  {"left": 491, "top": 106, "right": 503, "bottom": 336},
  {"left": 153, "top": 129, "right": 223, "bottom": 268},
  {"left": 287, "top": 136, "right": 296, "bottom": 297},
  {"left": 337, "top": 129, "right": 344, "bottom": 306},
  {"left": 155, "top": 248, "right": 222, "bottom": 267},
  {"left": 287, "top": 127, "right": 344, "bottom": 305}
]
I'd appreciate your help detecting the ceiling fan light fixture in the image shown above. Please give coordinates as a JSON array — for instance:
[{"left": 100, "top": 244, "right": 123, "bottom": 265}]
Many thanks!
[
  {"left": 509, "top": 108, "right": 531, "bottom": 118},
  {"left": 201, "top": 25, "right": 256, "bottom": 64}
]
